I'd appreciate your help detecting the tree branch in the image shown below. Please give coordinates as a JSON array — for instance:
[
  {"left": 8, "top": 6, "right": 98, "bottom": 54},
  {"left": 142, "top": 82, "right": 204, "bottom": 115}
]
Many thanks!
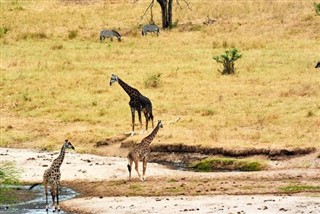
[
  {"left": 138, "top": 0, "right": 155, "bottom": 25},
  {"left": 177, "top": 0, "right": 191, "bottom": 11}
]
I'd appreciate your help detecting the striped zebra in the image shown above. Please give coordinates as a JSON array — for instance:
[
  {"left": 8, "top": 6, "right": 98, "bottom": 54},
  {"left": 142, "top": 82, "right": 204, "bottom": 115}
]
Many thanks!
[
  {"left": 142, "top": 24, "right": 160, "bottom": 36},
  {"left": 100, "top": 30, "right": 121, "bottom": 42},
  {"left": 316, "top": 61, "right": 320, "bottom": 68}
]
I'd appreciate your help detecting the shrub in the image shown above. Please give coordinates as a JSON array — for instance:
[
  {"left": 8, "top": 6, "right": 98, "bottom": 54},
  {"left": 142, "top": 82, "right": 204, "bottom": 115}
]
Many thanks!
[
  {"left": 0, "top": 27, "right": 9, "bottom": 38},
  {"left": 68, "top": 30, "right": 78, "bottom": 39},
  {"left": 144, "top": 73, "right": 162, "bottom": 88},
  {"left": 213, "top": 48, "right": 242, "bottom": 75},
  {"left": 315, "top": 3, "right": 320, "bottom": 15}
]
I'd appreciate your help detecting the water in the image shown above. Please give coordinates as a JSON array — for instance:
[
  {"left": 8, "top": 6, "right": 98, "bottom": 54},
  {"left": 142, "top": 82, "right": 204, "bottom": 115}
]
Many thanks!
[{"left": 0, "top": 185, "right": 78, "bottom": 214}]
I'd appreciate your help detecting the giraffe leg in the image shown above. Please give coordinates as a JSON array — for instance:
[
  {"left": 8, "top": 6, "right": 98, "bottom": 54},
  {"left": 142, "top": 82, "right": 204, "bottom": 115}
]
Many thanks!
[
  {"left": 131, "top": 107, "right": 135, "bottom": 136},
  {"left": 127, "top": 158, "right": 133, "bottom": 181},
  {"left": 142, "top": 158, "right": 148, "bottom": 181},
  {"left": 51, "top": 189, "right": 56, "bottom": 212},
  {"left": 56, "top": 186, "right": 60, "bottom": 212},
  {"left": 138, "top": 110, "right": 142, "bottom": 132},
  {"left": 144, "top": 111, "right": 149, "bottom": 131},
  {"left": 134, "top": 160, "right": 143, "bottom": 181},
  {"left": 44, "top": 184, "right": 49, "bottom": 211}
]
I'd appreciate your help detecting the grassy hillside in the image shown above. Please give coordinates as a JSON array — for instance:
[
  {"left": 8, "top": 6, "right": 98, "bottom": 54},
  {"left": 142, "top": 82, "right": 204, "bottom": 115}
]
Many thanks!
[{"left": 1, "top": 0, "right": 319, "bottom": 152}]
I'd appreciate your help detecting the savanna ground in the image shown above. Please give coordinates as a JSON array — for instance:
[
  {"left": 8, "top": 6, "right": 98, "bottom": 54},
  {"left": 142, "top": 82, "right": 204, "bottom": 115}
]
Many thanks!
[{"left": 1, "top": 0, "right": 320, "bottom": 213}]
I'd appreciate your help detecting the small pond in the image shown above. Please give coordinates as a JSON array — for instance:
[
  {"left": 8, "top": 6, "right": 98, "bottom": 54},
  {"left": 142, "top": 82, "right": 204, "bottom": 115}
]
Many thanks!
[{"left": 0, "top": 185, "right": 78, "bottom": 214}]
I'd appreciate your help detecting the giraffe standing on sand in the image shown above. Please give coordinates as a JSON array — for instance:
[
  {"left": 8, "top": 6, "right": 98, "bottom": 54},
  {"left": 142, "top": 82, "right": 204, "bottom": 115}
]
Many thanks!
[
  {"left": 29, "top": 140, "right": 75, "bottom": 212},
  {"left": 109, "top": 74, "right": 154, "bottom": 135},
  {"left": 127, "top": 120, "right": 163, "bottom": 181}
]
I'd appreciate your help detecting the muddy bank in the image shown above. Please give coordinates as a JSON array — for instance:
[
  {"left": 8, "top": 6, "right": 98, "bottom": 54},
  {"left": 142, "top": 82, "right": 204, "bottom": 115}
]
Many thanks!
[{"left": 96, "top": 134, "right": 317, "bottom": 158}]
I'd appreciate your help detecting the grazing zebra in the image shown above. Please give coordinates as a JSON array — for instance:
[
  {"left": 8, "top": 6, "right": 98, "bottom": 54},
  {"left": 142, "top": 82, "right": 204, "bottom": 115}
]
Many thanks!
[
  {"left": 316, "top": 61, "right": 320, "bottom": 68},
  {"left": 142, "top": 24, "right": 160, "bottom": 36},
  {"left": 100, "top": 30, "right": 121, "bottom": 42}
]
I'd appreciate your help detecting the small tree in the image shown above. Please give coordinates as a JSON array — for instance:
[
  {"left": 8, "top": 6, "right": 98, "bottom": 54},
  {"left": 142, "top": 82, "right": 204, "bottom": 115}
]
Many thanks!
[{"left": 213, "top": 48, "right": 242, "bottom": 75}]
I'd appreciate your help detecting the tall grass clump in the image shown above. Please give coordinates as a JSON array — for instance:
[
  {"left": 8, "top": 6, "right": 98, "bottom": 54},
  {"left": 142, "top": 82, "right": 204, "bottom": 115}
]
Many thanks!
[
  {"left": 144, "top": 73, "right": 162, "bottom": 88},
  {"left": 213, "top": 48, "right": 242, "bottom": 75},
  {"left": 68, "top": 30, "right": 78, "bottom": 39},
  {"left": 0, "top": 162, "right": 20, "bottom": 204},
  {"left": 0, "top": 27, "right": 9, "bottom": 38}
]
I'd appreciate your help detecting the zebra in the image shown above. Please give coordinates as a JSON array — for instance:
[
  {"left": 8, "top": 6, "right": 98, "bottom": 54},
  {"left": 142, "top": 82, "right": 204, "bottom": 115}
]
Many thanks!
[
  {"left": 100, "top": 30, "right": 121, "bottom": 42},
  {"left": 142, "top": 24, "right": 160, "bottom": 36},
  {"left": 316, "top": 61, "right": 320, "bottom": 68}
]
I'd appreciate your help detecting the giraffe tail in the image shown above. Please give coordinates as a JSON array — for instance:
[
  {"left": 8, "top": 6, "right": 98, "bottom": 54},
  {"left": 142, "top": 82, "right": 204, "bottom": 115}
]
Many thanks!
[
  {"left": 29, "top": 183, "right": 42, "bottom": 190},
  {"left": 127, "top": 164, "right": 131, "bottom": 173}
]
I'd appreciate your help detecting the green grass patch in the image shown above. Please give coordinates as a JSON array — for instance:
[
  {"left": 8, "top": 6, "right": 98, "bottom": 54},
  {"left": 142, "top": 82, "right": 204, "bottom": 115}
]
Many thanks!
[
  {"left": 280, "top": 185, "right": 320, "bottom": 193},
  {"left": 190, "top": 157, "right": 266, "bottom": 172},
  {"left": 0, "top": 162, "right": 20, "bottom": 204},
  {"left": 129, "top": 184, "right": 143, "bottom": 191}
]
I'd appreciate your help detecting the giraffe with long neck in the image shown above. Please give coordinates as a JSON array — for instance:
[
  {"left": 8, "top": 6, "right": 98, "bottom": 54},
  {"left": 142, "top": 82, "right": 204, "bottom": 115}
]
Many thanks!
[
  {"left": 29, "top": 140, "right": 75, "bottom": 212},
  {"left": 110, "top": 74, "right": 154, "bottom": 135},
  {"left": 127, "top": 120, "right": 163, "bottom": 181}
]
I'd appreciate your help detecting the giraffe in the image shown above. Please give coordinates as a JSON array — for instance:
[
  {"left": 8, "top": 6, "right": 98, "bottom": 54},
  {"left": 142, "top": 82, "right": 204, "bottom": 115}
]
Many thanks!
[
  {"left": 127, "top": 120, "right": 163, "bottom": 181},
  {"left": 29, "top": 140, "right": 75, "bottom": 212},
  {"left": 110, "top": 74, "right": 154, "bottom": 135}
]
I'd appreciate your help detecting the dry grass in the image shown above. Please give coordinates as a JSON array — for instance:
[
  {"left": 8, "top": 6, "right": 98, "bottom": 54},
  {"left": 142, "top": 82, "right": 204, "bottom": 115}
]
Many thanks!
[{"left": 1, "top": 0, "right": 319, "bottom": 152}]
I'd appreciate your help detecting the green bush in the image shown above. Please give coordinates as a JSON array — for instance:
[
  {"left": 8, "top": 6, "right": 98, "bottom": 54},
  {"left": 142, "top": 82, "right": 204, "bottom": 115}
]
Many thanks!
[
  {"left": 315, "top": 3, "right": 320, "bottom": 15},
  {"left": 213, "top": 48, "right": 242, "bottom": 75},
  {"left": 144, "top": 73, "right": 162, "bottom": 88}
]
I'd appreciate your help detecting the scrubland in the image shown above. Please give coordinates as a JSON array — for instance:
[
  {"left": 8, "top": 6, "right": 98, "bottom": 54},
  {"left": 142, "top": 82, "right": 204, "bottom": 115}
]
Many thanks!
[{"left": 1, "top": 0, "right": 319, "bottom": 152}]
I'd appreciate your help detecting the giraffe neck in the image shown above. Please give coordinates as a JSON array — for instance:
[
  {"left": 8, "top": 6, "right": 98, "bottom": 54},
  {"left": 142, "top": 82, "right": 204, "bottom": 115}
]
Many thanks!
[
  {"left": 117, "top": 78, "right": 138, "bottom": 98},
  {"left": 145, "top": 123, "right": 161, "bottom": 144},
  {"left": 53, "top": 145, "right": 66, "bottom": 168}
]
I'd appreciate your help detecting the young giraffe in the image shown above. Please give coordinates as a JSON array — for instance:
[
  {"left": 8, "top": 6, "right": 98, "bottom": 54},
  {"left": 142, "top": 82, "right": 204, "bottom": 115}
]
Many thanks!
[
  {"left": 127, "top": 120, "right": 163, "bottom": 181},
  {"left": 110, "top": 74, "right": 154, "bottom": 135},
  {"left": 29, "top": 140, "right": 75, "bottom": 212}
]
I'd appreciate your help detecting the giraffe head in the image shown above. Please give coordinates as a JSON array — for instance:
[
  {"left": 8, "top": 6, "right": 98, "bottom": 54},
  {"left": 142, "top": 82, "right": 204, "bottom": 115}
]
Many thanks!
[
  {"left": 64, "top": 139, "right": 75, "bottom": 150},
  {"left": 110, "top": 74, "right": 119, "bottom": 86},
  {"left": 316, "top": 61, "right": 320, "bottom": 68},
  {"left": 157, "top": 120, "right": 163, "bottom": 128}
]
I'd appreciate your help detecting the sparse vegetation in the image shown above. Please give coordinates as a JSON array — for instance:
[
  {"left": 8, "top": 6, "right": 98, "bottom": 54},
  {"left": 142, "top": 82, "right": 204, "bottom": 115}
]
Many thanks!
[
  {"left": 213, "top": 48, "right": 242, "bottom": 75},
  {"left": 190, "top": 158, "right": 265, "bottom": 172}
]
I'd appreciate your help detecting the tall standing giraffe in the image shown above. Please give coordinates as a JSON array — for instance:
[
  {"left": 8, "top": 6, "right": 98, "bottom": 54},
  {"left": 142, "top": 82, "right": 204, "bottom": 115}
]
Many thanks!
[
  {"left": 29, "top": 140, "right": 75, "bottom": 212},
  {"left": 127, "top": 120, "right": 163, "bottom": 181},
  {"left": 110, "top": 74, "right": 154, "bottom": 135}
]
